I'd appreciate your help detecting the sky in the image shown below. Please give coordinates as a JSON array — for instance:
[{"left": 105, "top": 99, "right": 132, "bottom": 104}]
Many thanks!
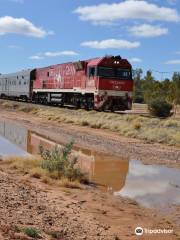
[{"left": 0, "top": 0, "right": 180, "bottom": 80}]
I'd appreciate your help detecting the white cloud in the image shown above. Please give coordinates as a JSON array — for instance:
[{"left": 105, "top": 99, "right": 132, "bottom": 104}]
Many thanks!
[
  {"left": 0, "top": 16, "right": 52, "bottom": 38},
  {"left": 30, "top": 51, "right": 79, "bottom": 60},
  {"left": 44, "top": 51, "right": 79, "bottom": 57},
  {"left": 29, "top": 55, "right": 44, "bottom": 60},
  {"left": 129, "top": 24, "right": 168, "bottom": 37},
  {"left": 81, "top": 39, "right": 140, "bottom": 49},
  {"left": 74, "top": 0, "right": 180, "bottom": 25},
  {"left": 165, "top": 59, "right": 180, "bottom": 64},
  {"left": 129, "top": 57, "right": 142, "bottom": 63}
]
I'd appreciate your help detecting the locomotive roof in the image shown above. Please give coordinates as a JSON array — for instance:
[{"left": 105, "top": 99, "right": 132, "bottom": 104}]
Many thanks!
[
  {"left": 0, "top": 56, "right": 131, "bottom": 75},
  {"left": 35, "top": 56, "right": 131, "bottom": 71},
  {"left": 86, "top": 57, "right": 104, "bottom": 66}
]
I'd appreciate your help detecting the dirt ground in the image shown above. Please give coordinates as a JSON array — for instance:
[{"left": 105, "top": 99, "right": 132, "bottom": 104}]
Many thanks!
[
  {"left": 0, "top": 164, "right": 179, "bottom": 240},
  {"left": 0, "top": 106, "right": 180, "bottom": 239}
]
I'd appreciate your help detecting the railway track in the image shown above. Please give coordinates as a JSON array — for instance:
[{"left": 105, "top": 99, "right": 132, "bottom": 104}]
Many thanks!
[
  {"left": 0, "top": 98, "right": 179, "bottom": 118},
  {"left": 0, "top": 97, "right": 148, "bottom": 115}
]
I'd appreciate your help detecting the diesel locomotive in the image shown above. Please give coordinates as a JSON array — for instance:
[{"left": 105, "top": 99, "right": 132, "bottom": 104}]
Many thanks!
[{"left": 0, "top": 55, "right": 133, "bottom": 111}]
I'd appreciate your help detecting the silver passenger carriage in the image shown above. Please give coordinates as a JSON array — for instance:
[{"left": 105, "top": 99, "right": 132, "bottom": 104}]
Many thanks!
[{"left": 0, "top": 69, "right": 33, "bottom": 100}]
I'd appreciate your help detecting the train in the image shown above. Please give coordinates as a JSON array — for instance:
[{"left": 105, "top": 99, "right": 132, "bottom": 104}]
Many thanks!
[{"left": 0, "top": 55, "right": 133, "bottom": 111}]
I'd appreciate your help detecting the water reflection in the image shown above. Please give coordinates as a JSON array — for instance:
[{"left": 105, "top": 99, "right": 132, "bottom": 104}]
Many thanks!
[
  {"left": 0, "top": 120, "right": 129, "bottom": 192},
  {"left": 0, "top": 121, "right": 29, "bottom": 153},
  {"left": 26, "top": 131, "right": 129, "bottom": 192},
  {"left": 78, "top": 150, "right": 129, "bottom": 191},
  {"left": 0, "top": 135, "right": 27, "bottom": 156},
  {"left": 0, "top": 119, "right": 180, "bottom": 210},
  {"left": 115, "top": 160, "right": 180, "bottom": 210}
]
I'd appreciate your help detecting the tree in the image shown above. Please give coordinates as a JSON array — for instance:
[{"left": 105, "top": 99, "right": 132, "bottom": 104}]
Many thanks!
[
  {"left": 172, "top": 72, "right": 180, "bottom": 104},
  {"left": 132, "top": 68, "right": 144, "bottom": 103},
  {"left": 171, "top": 72, "right": 180, "bottom": 115},
  {"left": 142, "top": 70, "right": 156, "bottom": 103}
]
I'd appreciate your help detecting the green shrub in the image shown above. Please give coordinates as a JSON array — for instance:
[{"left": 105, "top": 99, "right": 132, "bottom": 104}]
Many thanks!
[
  {"left": 39, "top": 142, "right": 86, "bottom": 182},
  {"left": 23, "top": 227, "right": 41, "bottom": 239},
  {"left": 148, "top": 99, "right": 172, "bottom": 118}
]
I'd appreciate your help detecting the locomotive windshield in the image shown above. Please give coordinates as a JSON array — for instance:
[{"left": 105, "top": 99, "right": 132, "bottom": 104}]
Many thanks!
[{"left": 97, "top": 66, "right": 131, "bottom": 79}]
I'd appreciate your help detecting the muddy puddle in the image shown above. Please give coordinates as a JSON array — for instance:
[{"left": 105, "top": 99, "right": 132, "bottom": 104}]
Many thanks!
[{"left": 0, "top": 119, "right": 179, "bottom": 211}]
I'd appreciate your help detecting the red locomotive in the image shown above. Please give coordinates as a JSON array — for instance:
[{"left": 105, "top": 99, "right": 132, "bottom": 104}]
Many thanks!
[
  {"left": 0, "top": 55, "right": 133, "bottom": 111},
  {"left": 33, "top": 55, "right": 133, "bottom": 111}
]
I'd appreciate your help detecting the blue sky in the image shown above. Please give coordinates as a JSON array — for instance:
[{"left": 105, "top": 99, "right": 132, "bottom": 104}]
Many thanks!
[{"left": 0, "top": 0, "right": 180, "bottom": 79}]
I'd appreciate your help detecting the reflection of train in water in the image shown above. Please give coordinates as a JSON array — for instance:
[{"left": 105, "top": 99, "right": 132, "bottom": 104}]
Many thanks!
[
  {"left": 0, "top": 120, "right": 129, "bottom": 191},
  {"left": 0, "top": 121, "right": 29, "bottom": 151}
]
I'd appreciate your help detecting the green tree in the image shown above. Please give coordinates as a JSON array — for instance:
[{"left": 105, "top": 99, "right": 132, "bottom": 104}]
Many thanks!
[
  {"left": 142, "top": 70, "right": 156, "bottom": 103},
  {"left": 132, "top": 68, "right": 144, "bottom": 103},
  {"left": 172, "top": 72, "right": 180, "bottom": 104}
]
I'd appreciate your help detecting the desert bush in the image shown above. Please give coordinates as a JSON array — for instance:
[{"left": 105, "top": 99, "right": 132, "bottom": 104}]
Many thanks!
[
  {"left": 39, "top": 142, "right": 86, "bottom": 182},
  {"left": 134, "top": 123, "right": 141, "bottom": 130},
  {"left": 163, "top": 119, "right": 180, "bottom": 128},
  {"left": 148, "top": 99, "right": 172, "bottom": 118},
  {"left": 81, "top": 120, "right": 89, "bottom": 126}
]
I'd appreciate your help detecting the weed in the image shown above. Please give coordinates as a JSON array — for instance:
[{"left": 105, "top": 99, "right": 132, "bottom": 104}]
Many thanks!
[
  {"left": 40, "top": 142, "right": 87, "bottom": 182},
  {"left": 22, "top": 227, "right": 41, "bottom": 239},
  {"left": 48, "top": 230, "right": 64, "bottom": 239},
  {"left": 134, "top": 123, "right": 141, "bottom": 130},
  {"left": 57, "top": 178, "right": 83, "bottom": 189},
  {"left": 30, "top": 167, "right": 45, "bottom": 179}
]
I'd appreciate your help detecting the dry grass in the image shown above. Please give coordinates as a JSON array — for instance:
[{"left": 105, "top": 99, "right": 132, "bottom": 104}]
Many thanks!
[
  {"left": 0, "top": 100, "right": 38, "bottom": 113},
  {"left": 57, "top": 178, "right": 83, "bottom": 189},
  {"left": 0, "top": 99, "right": 180, "bottom": 146},
  {"left": 2, "top": 156, "right": 83, "bottom": 189},
  {"left": 9, "top": 157, "right": 41, "bottom": 171}
]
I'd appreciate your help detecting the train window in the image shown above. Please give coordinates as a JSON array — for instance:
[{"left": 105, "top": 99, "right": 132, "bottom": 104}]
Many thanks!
[
  {"left": 89, "top": 67, "right": 96, "bottom": 77},
  {"left": 98, "top": 67, "right": 115, "bottom": 78},
  {"left": 116, "top": 69, "right": 131, "bottom": 79},
  {"left": 98, "top": 66, "right": 131, "bottom": 79}
]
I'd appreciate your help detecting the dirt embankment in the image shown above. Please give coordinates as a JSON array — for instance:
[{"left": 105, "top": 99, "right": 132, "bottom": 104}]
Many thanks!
[
  {"left": 0, "top": 99, "right": 180, "bottom": 147},
  {"left": 0, "top": 103, "right": 179, "bottom": 168},
  {"left": 0, "top": 165, "right": 179, "bottom": 240}
]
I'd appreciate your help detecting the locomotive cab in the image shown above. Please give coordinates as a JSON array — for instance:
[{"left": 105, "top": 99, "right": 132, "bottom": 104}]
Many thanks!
[{"left": 87, "top": 56, "right": 133, "bottom": 111}]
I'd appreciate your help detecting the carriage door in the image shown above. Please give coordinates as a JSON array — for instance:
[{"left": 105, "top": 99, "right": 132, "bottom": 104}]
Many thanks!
[{"left": 5, "top": 78, "right": 9, "bottom": 94}]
